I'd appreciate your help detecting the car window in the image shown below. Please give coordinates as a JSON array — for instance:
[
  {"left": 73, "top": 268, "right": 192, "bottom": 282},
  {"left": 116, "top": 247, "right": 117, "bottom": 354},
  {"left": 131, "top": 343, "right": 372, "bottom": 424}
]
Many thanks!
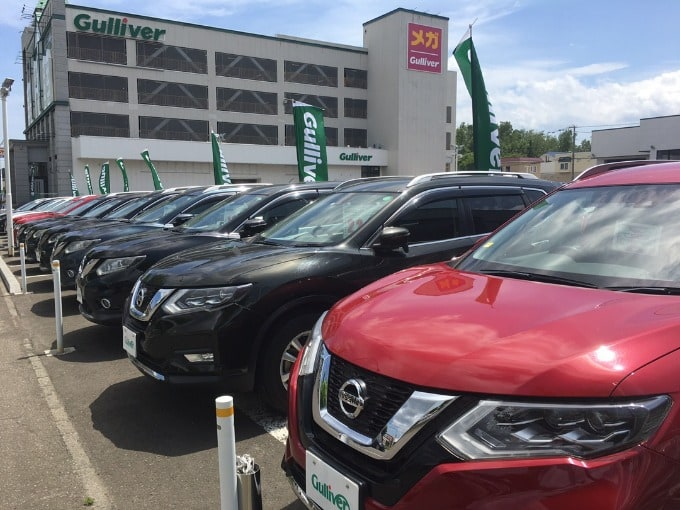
[
  {"left": 183, "top": 195, "right": 233, "bottom": 216},
  {"left": 260, "top": 191, "right": 397, "bottom": 246},
  {"left": 459, "top": 184, "right": 680, "bottom": 286},
  {"left": 466, "top": 194, "right": 526, "bottom": 234},
  {"left": 260, "top": 198, "right": 311, "bottom": 225},
  {"left": 182, "top": 193, "right": 268, "bottom": 232},
  {"left": 391, "top": 197, "right": 460, "bottom": 243}
]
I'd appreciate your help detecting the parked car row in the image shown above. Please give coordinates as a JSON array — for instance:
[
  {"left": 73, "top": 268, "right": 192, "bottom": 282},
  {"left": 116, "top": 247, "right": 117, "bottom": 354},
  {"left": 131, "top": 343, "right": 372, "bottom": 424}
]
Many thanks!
[{"left": 283, "top": 161, "right": 680, "bottom": 510}]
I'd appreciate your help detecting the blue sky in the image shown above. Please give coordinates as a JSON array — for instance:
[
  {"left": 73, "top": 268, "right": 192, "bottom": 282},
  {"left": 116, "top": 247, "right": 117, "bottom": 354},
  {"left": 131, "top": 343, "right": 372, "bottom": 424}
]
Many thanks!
[{"left": 2, "top": 0, "right": 680, "bottom": 144}]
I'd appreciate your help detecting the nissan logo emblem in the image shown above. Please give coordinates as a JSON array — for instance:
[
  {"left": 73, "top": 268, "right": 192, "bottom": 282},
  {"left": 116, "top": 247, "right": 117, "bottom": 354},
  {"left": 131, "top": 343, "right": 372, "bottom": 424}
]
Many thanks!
[
  {"left": 338, "top": 378, "right": 367, "bottom": 419},
  {"left": 135, "top": 286, "right": 146, "bottom": 309}
]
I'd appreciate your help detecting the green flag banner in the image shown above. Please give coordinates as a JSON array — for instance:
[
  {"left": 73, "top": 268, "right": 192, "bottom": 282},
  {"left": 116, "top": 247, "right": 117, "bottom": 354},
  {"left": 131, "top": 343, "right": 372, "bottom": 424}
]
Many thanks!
[
  {"left": 115, "top": 158, "right": 130, "bottom": 191},
  {"left": 141, "top": 149, "right": 164, "bottom": 190},
  {"left": 84, "top": 165, "right": 93, "bottom": 194},
  {"left": 453, "top": 27, "right": 501, "bottom": 170},
  {"left": 69, "top": 172, "right": 80, "bottom": 196},
  {"left": 211, "top": 131, "right": 232, "bottom": 185},
  {"left": 292, "top": 101, "right": 328, "bottom": 182},
  {"left": 99, "top": 162, "right": 110, "bottom": 194}
]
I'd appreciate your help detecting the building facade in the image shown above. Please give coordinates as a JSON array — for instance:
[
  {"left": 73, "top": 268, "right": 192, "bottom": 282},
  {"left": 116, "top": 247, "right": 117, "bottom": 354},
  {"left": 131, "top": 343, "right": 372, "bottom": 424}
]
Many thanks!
[
  {"left": 9, "top": 0, "right": 456, "bottom": 204},
  {"left": 592, "top": 115, "right": 680, "bottom": 164}
]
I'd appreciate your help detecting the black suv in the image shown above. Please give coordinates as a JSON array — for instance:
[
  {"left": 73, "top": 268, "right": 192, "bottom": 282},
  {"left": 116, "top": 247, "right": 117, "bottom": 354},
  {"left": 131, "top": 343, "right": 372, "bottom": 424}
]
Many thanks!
[
  {"left": 48, "top": 184, "right": 259, "bottom": 287},
  {"left": 121, "top": 173, "right": 560, "bottom": 412},
  {"left": 77, "top": 181, "right": 339, "bottom": 326}
]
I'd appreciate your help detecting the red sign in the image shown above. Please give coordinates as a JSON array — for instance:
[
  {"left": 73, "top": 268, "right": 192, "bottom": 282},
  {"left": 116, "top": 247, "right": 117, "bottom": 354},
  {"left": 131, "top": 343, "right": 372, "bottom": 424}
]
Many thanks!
[{"left": 407, "top": 22, "right": 442, "bottom": 73}]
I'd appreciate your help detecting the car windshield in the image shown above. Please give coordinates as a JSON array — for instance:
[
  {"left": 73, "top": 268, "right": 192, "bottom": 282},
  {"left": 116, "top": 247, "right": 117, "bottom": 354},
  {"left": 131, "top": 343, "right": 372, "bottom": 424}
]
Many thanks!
[
  {"left": 105, "top": 194, "right": 168, "bottom": 219},
  {"left": 258, "top": 191, "right": 397, "bottom": 247},
  {"left": 180, "top": 193, "right": 267, "bottom": 232},
  {"left": 456, "top": 184, "right": 680, "bottom": 290},
  {"left": 131, "top": 193, "right": 207, "bottom": 224},
  {"left": 81, "top": 197, "right": 129, "bottom": 218}
]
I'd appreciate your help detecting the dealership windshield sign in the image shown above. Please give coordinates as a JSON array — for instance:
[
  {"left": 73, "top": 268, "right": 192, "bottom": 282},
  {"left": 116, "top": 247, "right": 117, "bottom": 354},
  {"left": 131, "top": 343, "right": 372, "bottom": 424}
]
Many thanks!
[
  {"left": 407, "top": 23, "right": 442, "bottom": 73},
  {"left": 74, "top": 14, "right": 167, "bottom": 40}
]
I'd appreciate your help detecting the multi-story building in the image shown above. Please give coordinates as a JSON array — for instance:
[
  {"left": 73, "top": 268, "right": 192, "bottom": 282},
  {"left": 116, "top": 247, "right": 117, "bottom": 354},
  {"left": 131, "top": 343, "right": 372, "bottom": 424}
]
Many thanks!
[{"left": 8, "top": 0, "right": 456, "bottom": 204}]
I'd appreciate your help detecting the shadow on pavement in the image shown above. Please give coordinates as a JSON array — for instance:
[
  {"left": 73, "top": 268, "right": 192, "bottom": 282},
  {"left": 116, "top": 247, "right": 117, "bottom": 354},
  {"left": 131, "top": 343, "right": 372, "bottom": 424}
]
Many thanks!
[
  {"left": 89, "top": 379, "right": 262, "bottom": 456},
  {"left": 46, "top": 324, "right": 126, "bottom": 362},
  {"left": 30, "top": 293, "right": 81, "bottom": 318}
]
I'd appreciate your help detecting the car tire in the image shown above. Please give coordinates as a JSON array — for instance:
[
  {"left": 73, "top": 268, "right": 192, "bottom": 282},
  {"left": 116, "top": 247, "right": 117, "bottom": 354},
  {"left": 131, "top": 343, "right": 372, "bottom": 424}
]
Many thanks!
[{"left": 259, "top": 312, "right": 321, "bottom": 413}]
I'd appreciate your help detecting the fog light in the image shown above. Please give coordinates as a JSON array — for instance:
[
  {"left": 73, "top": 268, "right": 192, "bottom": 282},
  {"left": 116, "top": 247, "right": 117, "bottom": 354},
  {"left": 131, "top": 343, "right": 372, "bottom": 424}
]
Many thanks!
[
  {"left": 67, "top": 269, "right": 75, "bottom": 278},
  {"left": 184, "top": 353, "right": 214, "bottom": 363},
  {"left": 100, "top": 298, "right": 111, "bottom": 309}
]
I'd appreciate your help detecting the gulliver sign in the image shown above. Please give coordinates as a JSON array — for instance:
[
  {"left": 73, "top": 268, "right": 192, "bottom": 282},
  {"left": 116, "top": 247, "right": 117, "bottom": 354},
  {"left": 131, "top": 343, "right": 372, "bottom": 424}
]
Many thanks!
[{"left": 74, "top": 14, "right": 167, "bottom": 40}]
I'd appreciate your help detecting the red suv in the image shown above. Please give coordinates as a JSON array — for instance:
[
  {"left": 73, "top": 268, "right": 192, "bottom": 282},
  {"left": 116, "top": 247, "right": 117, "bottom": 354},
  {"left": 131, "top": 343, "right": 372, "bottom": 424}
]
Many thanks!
[{"left": 283, "top": 161, "right": 680, "bottom": 510}]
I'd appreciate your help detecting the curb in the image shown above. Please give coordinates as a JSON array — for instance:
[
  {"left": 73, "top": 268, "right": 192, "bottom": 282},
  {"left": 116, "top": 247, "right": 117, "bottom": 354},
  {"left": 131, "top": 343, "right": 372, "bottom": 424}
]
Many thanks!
[{"left": 0, "top": 255, "right": 22, "bottom": 295}]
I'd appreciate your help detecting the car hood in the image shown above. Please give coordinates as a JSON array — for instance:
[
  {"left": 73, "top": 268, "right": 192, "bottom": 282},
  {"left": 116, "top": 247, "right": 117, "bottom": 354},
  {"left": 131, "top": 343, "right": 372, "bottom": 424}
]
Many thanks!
[
  {"left": 89, "top": 231, "right": 237, "bottom": 264},
  {"left": 142, "top": 240, "right": 317, "bottom": 287},
  {"left": 61, "top": 222, "right": 158, "bottom": 242},
  {"left": 324, "top": 264, "right": 680, "bottom": 398}
]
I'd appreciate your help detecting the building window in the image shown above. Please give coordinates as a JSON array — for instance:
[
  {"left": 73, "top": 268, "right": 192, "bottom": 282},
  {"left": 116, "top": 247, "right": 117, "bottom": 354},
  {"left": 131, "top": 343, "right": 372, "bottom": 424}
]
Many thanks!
[
  {"left": 139, "top": 116, "right": 208, "bottom": 141},
  {"left": 67, "top": 32, "right": 126, "bottom": 64},
  {"left": 283, "top": 93, "right": 338, "bottom": 118},
  {"left": 559, "top": 162, "right": 569, "bottom": 170},
  {"left": 285, "top": 125, "right": 338, "bottom": 147},
  {"left": 446, "top": 106, "right": 452, "bottom": 124},
  {"left": 138, "top": 79, "right": 208, "bottom": 109},
  {"left": 215, "top": 53, "right": 277, "bottom": 82},
  {"left": 68, "top": 72, "right": 128, "bottom": 102},
  {"left": 657, "top": 149, "right": 680, "bottom": 160},
  {"left": 446, "top": 132, "right": 452, "bottom": 150},
  {"left": 71, "top": 111, "right": 129, "bottom": 137},
  {"left": 344, "top": 68, "right": 367, "bottom": 89},
  {"left": 284, "top": 61, "right": 338, "bottom": 87},
  {"left": 344, "top": 98, "right": 367, "bottom": 119},
  {"left": 361, "top": 167, "right": 380, "bottom": 177},
  {"left": 136, "top": 41, "right": 207, "bottom": 74},
  {"left": 216, "top": 88, "right": 278, "bottom": 115},
  {"left": 344, "top": 128, "right": 367, "bottom": 148},
  {"left": 217, "top": 122, "right": 278, "bottom": 145}
]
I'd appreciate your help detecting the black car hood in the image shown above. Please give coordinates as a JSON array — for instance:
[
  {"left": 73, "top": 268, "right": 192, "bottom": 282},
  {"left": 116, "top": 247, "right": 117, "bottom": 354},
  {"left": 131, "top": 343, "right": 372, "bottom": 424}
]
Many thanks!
[
  {"left": 88, "top": 230, "right": 238, "bottom": 266},
  {"left": 62, "top": 222, "right": 160, "bottom": 242},
  {"left": 142, "top": 240, "right": 317, "bottom": 287}
]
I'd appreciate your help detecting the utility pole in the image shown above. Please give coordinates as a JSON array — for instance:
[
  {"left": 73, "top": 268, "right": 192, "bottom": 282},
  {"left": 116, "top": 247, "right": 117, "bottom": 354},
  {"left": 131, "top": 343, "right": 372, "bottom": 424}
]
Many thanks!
[{"left": 570, "top": 125, "right": 576, "bottom": 180}]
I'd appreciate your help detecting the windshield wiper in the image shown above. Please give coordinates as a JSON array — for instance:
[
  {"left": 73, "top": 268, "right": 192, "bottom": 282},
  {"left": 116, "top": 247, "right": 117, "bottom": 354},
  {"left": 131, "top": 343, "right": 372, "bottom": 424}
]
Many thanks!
[
  {"left": 481, "top": 269, "right": 598, "bottom": 288},
  {"left": 604, "top": 286, "right": 680, "bottom": 295}
]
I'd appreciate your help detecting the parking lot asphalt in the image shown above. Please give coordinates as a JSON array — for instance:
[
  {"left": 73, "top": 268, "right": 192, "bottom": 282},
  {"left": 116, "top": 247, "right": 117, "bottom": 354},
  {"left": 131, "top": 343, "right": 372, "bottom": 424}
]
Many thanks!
[{"left": 0, "top": 235, "right": 305, "bottom": 510}]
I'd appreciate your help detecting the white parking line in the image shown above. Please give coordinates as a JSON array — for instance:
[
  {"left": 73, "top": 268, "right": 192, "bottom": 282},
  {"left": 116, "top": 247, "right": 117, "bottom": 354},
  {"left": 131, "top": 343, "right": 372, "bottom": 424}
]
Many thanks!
[{"left": 2, "top": 294, "right": 113, "bottom": 509}]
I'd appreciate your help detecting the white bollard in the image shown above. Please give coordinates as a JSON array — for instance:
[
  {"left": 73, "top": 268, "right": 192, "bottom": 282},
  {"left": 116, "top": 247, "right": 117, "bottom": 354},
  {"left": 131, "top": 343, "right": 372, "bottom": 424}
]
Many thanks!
[
  {"left": 216, "top": 395, "right": 238, "bottom": 510},
  {"left": 19, "top": 243, "right": 27, "bottom": 293},
  {"left": 52, "top": 259, "right": 64, "bottom": 354}
]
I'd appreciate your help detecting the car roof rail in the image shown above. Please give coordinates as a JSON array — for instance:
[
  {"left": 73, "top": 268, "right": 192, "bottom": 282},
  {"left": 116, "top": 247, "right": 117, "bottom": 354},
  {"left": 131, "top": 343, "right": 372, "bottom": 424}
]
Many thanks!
[
  {"left": 407, "top": 170, "right": 539, "bottom": 187},
  {"left": 333, "top": 176, "right": 409, "bottom": 190},
  {"left": 573, "top": 160, "right": 674, "bottom": 181}
]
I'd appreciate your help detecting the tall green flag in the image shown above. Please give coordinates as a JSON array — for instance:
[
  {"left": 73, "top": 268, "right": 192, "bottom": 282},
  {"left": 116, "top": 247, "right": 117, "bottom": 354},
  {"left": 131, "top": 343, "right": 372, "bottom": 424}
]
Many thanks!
[
  {"left": 453, "top": 26, "right": 501, "bottom": 170},
  {"left": 141, "top": 149, "right": 164, "bottom": 190},
  {"left": 211, "top": 131, "right": 232, "bottom": 184},
  {"left": 98, "top": 162, "right": 110, "bottom": 194},
  {"left": 292, "top": 101, "right": 328, "bottom": 182},
  {"left": 69, "top": 171, "right": 80, "bottom": 196},
  {"left": 84, "top": 164, "right": 93, "bottom": 194},
  {"left": 115, "top": 158, "right": 130, "bottom": 191}
]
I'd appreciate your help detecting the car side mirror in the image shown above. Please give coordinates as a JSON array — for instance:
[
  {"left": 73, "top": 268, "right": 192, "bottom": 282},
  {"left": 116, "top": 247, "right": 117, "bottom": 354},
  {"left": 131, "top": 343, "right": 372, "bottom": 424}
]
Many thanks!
[
  {"left": 168, "top": 213, "right": 194, "bottom": 227},
  {"left": 239, "top": 217, "right": 268, "bottom": 238},
  {"left": 373, "top": 226, "right": 410, "bottom": 253}
]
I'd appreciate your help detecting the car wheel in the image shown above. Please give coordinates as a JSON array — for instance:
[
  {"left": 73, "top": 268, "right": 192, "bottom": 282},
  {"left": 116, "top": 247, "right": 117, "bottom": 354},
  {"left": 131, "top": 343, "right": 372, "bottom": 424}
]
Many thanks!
[{"left": 259, "top": 312, "right": 321, "bottom": 413}]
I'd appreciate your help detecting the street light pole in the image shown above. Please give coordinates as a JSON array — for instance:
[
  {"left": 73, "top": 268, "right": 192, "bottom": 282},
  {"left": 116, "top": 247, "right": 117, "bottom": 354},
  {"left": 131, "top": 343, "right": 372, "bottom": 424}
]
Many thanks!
[{"left": 1, "top": 77, "right": 14, "bottom": 256}]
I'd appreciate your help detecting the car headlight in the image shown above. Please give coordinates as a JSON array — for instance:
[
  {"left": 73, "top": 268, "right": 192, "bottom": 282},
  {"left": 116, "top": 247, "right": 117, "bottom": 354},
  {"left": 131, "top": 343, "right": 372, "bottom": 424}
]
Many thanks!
[
  {"left": 31, "top": 230, "right": 42, "bottom": 239},
  {"left": 161, "top": 284, "right": 252, "bottom": 315},
  {"left": 96, "top": 255, "right": 146, "bottom": 276},
  {"left": 64, "top": 239, "right": 100, "bottom": 254},
  {"left": 298, "top": 311, "right": 327, "bottom": 376},
  {"left": 438, "top": 395, "right": 671, "bottom": 460}
]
